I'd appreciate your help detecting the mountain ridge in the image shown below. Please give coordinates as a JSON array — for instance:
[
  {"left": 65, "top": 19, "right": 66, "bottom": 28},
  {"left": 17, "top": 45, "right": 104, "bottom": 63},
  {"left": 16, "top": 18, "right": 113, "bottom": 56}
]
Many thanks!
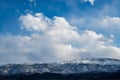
[{"left": 0, "top": 58, "right": 120, "bottom": 75}]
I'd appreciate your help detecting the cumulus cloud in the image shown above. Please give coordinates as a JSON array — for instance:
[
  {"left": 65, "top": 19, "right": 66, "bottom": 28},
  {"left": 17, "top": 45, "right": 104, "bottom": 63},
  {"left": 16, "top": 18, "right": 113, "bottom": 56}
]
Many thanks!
[
  {"left": 100, "top": 16, "right": 120, "bottom": 28},
  {"left": 83, "top": 0, "right": 95, "bottom": 6},
  {"left": 1, "top": 13, "right": 120, "bottom": 64},
  {"left": 20, "top": 13, "right": 51, "bottom": 32},
  {"left": 70, "top": 16, "right": 120, "bottom": 31}
]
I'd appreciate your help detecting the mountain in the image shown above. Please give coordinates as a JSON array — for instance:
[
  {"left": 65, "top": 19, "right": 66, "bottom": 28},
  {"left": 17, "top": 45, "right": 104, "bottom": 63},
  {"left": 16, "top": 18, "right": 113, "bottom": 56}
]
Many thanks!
[{"left": 0, "top": 58, "right": 120, "bottom": 75}]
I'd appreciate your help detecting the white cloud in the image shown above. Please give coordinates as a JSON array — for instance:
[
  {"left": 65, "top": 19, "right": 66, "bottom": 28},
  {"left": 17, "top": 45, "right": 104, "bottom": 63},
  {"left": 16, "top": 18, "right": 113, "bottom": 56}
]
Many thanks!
[
  {"left": 20, "top": 13, "right": 51, "bottom": 32},
  {"left": 70, "top": 16, "right": 120, "bottom": 31},
  {"left": 83, "top": 0, "right": 95, "bottom": 6},
  {"left": 1, "top": 13, "right": 120, "bottom": 64},
  {"left": 100, "top": 16, "right": 120, "bottom": 28}
]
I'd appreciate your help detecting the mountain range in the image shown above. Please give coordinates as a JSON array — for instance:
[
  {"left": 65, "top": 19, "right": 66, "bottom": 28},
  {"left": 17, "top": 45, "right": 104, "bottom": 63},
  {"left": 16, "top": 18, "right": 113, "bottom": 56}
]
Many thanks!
[{"left": 0, "top": 58, "right": 120, "bottom": 75}]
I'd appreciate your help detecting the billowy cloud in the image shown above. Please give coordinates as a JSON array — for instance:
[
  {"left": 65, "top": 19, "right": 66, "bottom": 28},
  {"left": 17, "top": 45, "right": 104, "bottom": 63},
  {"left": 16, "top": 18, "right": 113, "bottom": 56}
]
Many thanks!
[
  {"left": 70, "top": 16, "right": 120, "bottom": 31},
  {"left": 0, "top": 13, "right": 120, "bottom": 64}
]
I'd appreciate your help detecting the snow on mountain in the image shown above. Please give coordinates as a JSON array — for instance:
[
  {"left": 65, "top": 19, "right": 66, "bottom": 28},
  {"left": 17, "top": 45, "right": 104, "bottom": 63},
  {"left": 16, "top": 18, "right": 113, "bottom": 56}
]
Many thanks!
[
  {"left": 61, "top": 58, "right": 120, "bottom": 65},
  {"left": 0, "top": 58, "right": 120, "bottom": 75}
]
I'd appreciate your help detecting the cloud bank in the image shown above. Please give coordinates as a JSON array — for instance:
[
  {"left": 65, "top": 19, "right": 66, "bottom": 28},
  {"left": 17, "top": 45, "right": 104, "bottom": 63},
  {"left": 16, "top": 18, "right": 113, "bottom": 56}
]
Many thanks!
[{"left": 0, "top": 13, "right": 120, "bottom": 64}]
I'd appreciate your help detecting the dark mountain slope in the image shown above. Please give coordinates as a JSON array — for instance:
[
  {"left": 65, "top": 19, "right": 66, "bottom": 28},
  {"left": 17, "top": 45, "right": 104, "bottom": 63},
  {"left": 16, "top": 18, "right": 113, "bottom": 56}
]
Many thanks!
[{"left": 0, "top": 72, "right": 120, "bottom": 80}]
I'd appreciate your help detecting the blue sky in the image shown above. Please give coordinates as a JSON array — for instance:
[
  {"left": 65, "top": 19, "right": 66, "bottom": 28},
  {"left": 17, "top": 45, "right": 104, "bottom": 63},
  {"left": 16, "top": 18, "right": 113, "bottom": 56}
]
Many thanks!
[
  {"left": 0, "top": 0, "right": 120, "bottom": 33},
  {"left": 0, "top": 0, "right": 120, "bottom": 64}
]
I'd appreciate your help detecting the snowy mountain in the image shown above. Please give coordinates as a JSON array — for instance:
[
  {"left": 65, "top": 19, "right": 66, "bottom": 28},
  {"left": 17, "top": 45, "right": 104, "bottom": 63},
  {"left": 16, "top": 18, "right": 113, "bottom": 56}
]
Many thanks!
[{"left": 0, "top": 58, "right": 120, "bottom": 75}]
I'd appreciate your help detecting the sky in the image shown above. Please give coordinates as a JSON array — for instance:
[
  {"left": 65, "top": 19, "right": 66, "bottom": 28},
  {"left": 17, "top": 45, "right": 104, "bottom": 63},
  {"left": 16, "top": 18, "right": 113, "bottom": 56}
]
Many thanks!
[{"left": 0, "top": 0, "right": 120, "bottom": 64}]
